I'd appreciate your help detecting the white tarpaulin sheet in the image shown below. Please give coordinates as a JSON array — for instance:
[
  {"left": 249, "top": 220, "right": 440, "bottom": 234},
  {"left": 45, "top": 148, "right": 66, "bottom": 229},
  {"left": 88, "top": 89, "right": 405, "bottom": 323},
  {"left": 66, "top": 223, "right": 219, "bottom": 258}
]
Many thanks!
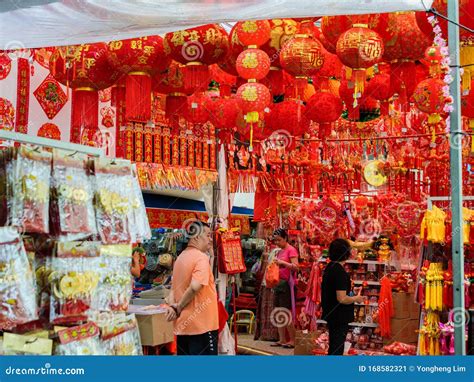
[{"left": 0, "top": 0, "right": 433, "bottom": 49}]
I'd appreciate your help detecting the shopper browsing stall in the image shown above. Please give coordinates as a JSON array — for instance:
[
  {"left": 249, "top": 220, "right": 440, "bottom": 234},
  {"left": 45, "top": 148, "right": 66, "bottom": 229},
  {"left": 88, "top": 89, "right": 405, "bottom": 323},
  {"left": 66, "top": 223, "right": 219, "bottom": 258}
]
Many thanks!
[
  {"left": 321, "top": 239, "right": 365, "bottom": 355},
  {"left": 165, "top": 221, "right": 219, "bottom": 355},
  {"left": 271, "top": 228, "right": 299, "bottom": 349}
]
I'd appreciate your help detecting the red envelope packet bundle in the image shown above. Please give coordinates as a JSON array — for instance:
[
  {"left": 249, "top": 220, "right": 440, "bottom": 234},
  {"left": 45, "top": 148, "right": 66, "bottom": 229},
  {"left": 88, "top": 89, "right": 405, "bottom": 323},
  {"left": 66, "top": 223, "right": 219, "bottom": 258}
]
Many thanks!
[
  {"left": 94, "top": 159, "right": 133, "bottom": 244},
  {"left": 49, "top": 242, "right": 101, "bottom": 325},
  {"left": 93, "top": 245, "right": 133, "bottom": 313},
  {"left": 99, "top": 313, "right": 142, "bottom": 355},
  {"left": 2, "top": 145, "right": 52, "bottom": 233},
  {"left": 55, "top": 322, "right": 104, "bottom": 355},
  {"left": 0, "top": 227, "right": 38, "bottom": 330},
  {"left": 51, "top": 149, "right": 96, "bottom": 238}
]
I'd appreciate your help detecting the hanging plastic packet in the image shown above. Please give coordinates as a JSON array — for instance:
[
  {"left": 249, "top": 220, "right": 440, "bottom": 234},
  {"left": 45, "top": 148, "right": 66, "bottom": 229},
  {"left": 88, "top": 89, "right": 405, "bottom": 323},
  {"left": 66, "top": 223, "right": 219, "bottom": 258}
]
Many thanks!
[
  {"left": 99, "top": 314, "right": 143, "bottom": 355},
  {"left": 0, "top": 227, "right": 38, "bottom": 330},
  {"left": 51, "top": 149, "right": 97, "bottom": 239},
  {"left": 55, "top": 322, "right": 104, "bottom": 355},
  {"left": 93, "top": 244, "right": 132, "bottom": 313},
  {"left": 10, "top": 146, "right": 52, "bottom": 233},
  {"left": 93, "top": 159, "right": 133, "bottom": 244},
  {"left": 49, "top": 242, "right": 101, "bottom": 325},
  {"left": 129, "top": 164, "right": 151, "bottom": 243}
]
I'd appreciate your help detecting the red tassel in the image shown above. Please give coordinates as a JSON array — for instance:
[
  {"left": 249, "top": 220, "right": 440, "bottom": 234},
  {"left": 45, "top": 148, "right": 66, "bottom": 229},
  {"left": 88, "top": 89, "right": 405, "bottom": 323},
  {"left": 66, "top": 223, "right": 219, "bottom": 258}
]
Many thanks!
[
  {"left": 184, "top": 64, "right": 209, "bottom": 93},
  {"left": 113, "top": 84, "right": 126, "bottom": 158},
  {"left": 125, "top": 72, "right": 152, "bottom": 122},
  {"left": 71, "top": 88, "right": 98, "bottom": 144},
  {"left": 165, "top": 94, "right": 187, "bottom": 118}
]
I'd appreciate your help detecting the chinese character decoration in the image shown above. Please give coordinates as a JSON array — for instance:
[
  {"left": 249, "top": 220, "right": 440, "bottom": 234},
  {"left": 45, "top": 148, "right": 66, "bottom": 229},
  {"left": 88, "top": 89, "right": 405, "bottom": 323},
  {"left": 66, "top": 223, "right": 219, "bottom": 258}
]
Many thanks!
[
  {"left": 49, "top": 43, "right": 120, "bottom": 143},
  {"left": 164, "top": 24, "right": 229, "bottom": 94}
]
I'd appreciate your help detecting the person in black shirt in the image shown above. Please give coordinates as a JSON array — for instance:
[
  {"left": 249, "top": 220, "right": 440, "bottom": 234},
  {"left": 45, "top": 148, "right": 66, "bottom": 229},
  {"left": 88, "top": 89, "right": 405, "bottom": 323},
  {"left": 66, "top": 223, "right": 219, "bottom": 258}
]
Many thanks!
[{"left": 321, "top": 238, "right": 365, "bottom": 355}]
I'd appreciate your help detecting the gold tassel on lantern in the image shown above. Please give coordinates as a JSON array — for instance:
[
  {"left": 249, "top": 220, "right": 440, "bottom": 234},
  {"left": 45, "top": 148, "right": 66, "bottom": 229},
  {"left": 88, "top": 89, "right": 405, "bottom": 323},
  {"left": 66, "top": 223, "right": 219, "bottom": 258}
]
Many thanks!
[{"left": 352, "top": 69, "right": 366, "bottom": 106}]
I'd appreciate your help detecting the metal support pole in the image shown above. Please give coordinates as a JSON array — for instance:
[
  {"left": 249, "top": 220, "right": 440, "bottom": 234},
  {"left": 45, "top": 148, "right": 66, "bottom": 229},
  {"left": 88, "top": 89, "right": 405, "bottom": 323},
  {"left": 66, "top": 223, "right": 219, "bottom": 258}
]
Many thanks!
[{"left": 447, "top": 0, "right": 466, "bottom": 355}]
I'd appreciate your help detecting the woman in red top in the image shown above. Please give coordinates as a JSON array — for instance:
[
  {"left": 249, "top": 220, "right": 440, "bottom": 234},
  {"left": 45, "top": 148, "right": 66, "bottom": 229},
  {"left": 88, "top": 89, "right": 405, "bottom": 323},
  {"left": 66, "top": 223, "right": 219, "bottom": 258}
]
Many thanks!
[{"left": 271, "top": 228, "right": 299, "bottom": 348}]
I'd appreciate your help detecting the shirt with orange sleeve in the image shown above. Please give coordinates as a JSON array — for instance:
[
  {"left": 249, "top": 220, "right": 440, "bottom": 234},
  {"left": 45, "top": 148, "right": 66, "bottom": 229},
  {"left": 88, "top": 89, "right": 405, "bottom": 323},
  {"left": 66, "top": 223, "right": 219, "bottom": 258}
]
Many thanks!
[{"left": 172, "top": 247, "right": 219, "bottom": 335}]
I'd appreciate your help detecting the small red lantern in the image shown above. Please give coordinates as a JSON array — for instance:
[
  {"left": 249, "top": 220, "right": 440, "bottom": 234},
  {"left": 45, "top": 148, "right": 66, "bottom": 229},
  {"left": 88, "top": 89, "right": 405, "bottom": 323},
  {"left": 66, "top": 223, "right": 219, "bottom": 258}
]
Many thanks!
[
  {"left": 236, "top": 48, "right": 270, "bottom": 80},
  {"left": 207, "top": 97, "right": 240, "bottom": 131},
  {"left": 423, "top": 45, "right": 444, "bottom": 77},
  {"left": 366, "top": 73, "right": 394, "bottom": 115},
  {"left": 413, "top": 78, "right": 446, "bottom": 123},
  {"left": 266, "top": 100, "right": 311, "bottom": 137},
  {"left": 235, "top": 20, "right": 271, "bottom": 47},
  {"left": 164, "top": 24, "right": 229, "bottom": 92},
  {"left": 186, "top": 92, "right": 211, "bottom": 124},
  {"left": 50, "top": 43, "right": 120, "bottom": 143},
  {"left": 305, "top": 92, "right": 343, "bottom": 138},
  {"left": 236, "top": 81, "right": 272, "bottom": 149}
]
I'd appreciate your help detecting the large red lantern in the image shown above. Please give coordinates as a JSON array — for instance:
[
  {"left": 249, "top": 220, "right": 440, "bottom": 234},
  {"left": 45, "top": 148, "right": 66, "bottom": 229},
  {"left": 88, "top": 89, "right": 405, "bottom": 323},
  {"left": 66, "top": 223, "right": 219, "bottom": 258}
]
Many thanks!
[
  {"left": 413, "top": 78, "right": 446, "bottom": 123},
  {"left": 305, "top": 92, "right": 343, "bottom": 138},
  {"left": 235, "top": 20, "right": 271, "bottom": 47},
  {"left": 164, "top": 24, "right": 229, "bottom": 92},
  {"left": 261, "top": 19, "right": 299, "bottom": 67},
  {"left": 266, "top": 100, "right": 311, "bottom": 137},
  {"left": 50, "top": 43, "right": 119, "bottom": 143},
  {"left": 280, "top": 35, "right": 324, "bottom": 77},
  {"left": 236, "top": 48, "right": 270, "bottom": 80},
  {"left": 108, "top": 36, "right": 167, "bottom": 123}
]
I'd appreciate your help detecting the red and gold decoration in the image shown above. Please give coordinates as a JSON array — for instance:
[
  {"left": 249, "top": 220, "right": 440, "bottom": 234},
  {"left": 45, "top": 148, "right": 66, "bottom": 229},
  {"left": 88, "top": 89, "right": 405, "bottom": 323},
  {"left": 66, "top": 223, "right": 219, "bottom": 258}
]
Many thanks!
[
  {"left": 236, "top": 48, "right": 270, "bottom": 80},
  {"left": 0, "top": 97, "right": 15, "bottom": 130},
  {"left": 37, "top": 122, "right": 61, "bottom": 140},
  {"left": 34, "top": 47, "right": 55, "bottom": 69},
  {"left": 147, "top": 208, "right": 250, "bottom": 235},
  {"left": 413, "top": 78, "right": 446, "bottom": 125},
  {"left": 33, "top": 74, "right": 68, "bottom": 119},
  {"left": 267, "top": 99, "right": 311, "bottom": 138},
  {"left": 164, "top": 24, "right": 229, "bottom": 92},
  {"left": 15, "top": 58, "right": 30, "bottom": 133},
  {"left": 235, "top": 20, "right": 271, "bottom": 47},
  {"left": 0, "top": 53, "right": 11, "bottom": 80},
  {"left": 305, "top": 92, "right": 343, "bottom": 139},
  {"left": 366, "top": 73, "right": 394, "bottom": 115},
  {"left": 50, "top": 43, "right": 119, "bottom": 143}
]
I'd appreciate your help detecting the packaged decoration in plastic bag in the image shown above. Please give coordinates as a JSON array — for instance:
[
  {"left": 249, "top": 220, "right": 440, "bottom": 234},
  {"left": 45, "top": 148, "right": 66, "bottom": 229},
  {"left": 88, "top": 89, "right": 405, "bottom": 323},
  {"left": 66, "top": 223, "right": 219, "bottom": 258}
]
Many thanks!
[
  {"left": 55, "top": 322, "right": 104, "bottom": 355},
  {"left": 99, "top": 314, "right": 143, "bottom": 355},
  {"left": 0, "top": 227, "right": 38, "bottom": 330},
  {"left": 8, "top": 146, "right": 52, "bottom": 233},
  {"left": 129, "top": 164, "right": 151, "bottom": 243},
  {"left": 94, "top": 159, "right": 133, "bottom": 244},
  {"left": 93, "top": 244, "right": 132, "bottom": 313},
  {"left": 51, "top": 149, "right": 96, "bottom": 238},
  {"left": 49, "top": 242, "right": 101, "bottom": 325}
]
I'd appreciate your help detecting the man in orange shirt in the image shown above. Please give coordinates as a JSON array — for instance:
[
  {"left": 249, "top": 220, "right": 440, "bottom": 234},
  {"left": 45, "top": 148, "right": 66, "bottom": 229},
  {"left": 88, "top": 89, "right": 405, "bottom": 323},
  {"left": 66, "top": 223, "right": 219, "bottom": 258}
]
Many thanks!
[{"left": 165, "top": 220, "right": 219, "bottom": 355}]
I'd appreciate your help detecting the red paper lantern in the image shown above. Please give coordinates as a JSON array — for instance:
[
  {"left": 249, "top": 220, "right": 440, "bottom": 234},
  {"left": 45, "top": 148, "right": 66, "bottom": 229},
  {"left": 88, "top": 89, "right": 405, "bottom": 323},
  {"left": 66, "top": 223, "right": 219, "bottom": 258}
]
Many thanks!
[
  {"left": 235, "top": 20, "right": 271, "bottom": 47},
  {"left": 366, "top": 73, "right": 394, "bottom": 114},
  {"left": 413, "top": 78, "right": 446, "bottom": 123},
  {"left": 313, "top": 48, "right": 343, "bottom": 91},
  {"left": 266, "top": 100, "right": 311, "bottom": 137},
  {"left": 381, "top": 13, "right": 432, "bottom": 62},
  {"left": 236, "top": 82, "right": 272, "bottom": 116},
  {"left": 261, "top": 19, "right": 299, "bottom": 67},
  {"left": 336, "top": 27, "right": 384, "bottom": 69},
  {"left": 306, "top": 92, "right": 343, "bottom": 138},
  {"left": 186, "top": 92, "right": 211, "bottom": 124},
  {"left": 280, "top": 35, "right": 325, "bottom": 77},
  {"left": 50, "top": 44, "right": 119, "bottom": 143},
  {"left": 207, "top": 97, "right": 240, "bottom": 130},
  {"left": 164, "top": 24, "right": 229, "bottom": 91},
  {"left": 236, "top": 48, "right": 270, "bottom": 80}
]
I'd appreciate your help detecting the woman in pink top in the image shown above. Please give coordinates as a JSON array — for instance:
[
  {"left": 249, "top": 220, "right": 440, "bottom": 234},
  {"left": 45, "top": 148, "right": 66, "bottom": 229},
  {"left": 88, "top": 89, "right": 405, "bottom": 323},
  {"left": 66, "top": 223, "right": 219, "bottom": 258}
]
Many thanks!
[{"left": 271, "top": 228, "right": 299, "bottom": 348}]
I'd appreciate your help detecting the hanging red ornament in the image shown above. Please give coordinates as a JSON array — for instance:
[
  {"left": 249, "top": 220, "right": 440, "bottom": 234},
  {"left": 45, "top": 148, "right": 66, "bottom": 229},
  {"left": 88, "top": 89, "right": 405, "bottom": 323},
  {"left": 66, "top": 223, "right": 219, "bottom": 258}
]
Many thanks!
[
  {"left": 164, "top": 24, "right": 229, "bottom": 92},
  {"left": 207, "top": 96, "right": 240, "bottom": 131},
  {"left": 366, "top": 73, "right": 394, "bottom": 115},
  {"left": 339, "top": 78, "right": 367, "bottom": 121},
  {"left": 235, "top": 20, "right": 271, "bottom": 47},
  {"left": 313, "top": 48, "right": 343, "bottom": 91},
  {"left": 305, "top": 92, "right": 343, "bottom": 139},
  {"left": 185, "top": 92, "right": 211, "bottom": 124},
  {"left": 261, "top": 19, "right": 299, "bottom": 67},
  {"left": 413, "top": 78, "right": 446, "bottom": 124},
  {"left": 266, "top": 100, "right": 311, "bottom": 137},
  {"left": 236, "top": 48, "right": 271, "bottom": 80},
  {"left": 50, "top": 43, "right": 120, "bottom": 143},
  {"left": 423, "top": 45, "right": 444, "bottom": 78}
]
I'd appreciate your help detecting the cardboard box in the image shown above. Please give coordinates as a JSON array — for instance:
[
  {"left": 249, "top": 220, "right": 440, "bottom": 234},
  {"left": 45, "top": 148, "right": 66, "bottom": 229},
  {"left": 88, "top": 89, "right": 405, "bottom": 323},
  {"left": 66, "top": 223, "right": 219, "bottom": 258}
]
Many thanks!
[
  {"left": 387, "top": 318, "right": 419, "bottom": 344},
  {"left": 294, "top": 330, "right": 318, "bottom": 355},
  {"left": 392, "top": 292, "right": 420, "bottom": 319},
  {"left": 3, "top": 332, "right": 53, "bottom": 355},
  {"left": 135, "top": 313, "right": 174, "bottom": 346}
]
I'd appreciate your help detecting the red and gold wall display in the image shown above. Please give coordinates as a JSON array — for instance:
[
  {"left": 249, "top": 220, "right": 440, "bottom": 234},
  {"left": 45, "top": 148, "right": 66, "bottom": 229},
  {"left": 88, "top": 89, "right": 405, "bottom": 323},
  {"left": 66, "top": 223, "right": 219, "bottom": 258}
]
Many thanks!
[
  {"left": 33, "top": 74, "right": 67, "bottom": 120},
  {"left": 146, "top": 208, "right": 250, "bottom": 235}
]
